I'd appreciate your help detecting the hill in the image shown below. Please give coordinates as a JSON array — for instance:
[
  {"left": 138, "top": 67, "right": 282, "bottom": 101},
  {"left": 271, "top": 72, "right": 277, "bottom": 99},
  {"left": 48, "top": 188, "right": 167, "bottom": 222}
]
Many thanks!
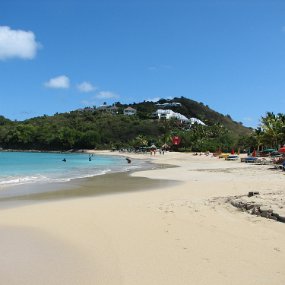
[
  {"left": 132, "top": 97, "right": 251, "bottom": 137},
  {"left": 0, "top": 97, "right": 252, "bottom": 151}
]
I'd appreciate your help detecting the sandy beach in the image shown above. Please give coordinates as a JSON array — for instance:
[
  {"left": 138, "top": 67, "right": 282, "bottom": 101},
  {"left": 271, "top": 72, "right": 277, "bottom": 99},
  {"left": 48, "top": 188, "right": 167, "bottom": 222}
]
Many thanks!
[{"left": 0, "top": 151, "right": 284, "bottom": 285}]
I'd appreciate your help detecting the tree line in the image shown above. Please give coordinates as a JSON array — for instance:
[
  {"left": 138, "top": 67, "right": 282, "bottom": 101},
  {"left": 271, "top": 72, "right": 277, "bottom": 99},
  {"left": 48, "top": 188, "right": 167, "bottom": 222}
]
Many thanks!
[
  {"left": 0, "top": 111, "right": 239, "bottom": 152},
  {"left": 0, "top": 99, "right": 283, "bottom": 152}
]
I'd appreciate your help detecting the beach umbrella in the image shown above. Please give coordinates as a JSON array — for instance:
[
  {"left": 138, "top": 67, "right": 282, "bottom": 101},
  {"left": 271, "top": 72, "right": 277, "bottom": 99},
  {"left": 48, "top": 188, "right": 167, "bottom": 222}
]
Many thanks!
[{"left": 278, "top": 146, "right": 285, "bottom": 153}]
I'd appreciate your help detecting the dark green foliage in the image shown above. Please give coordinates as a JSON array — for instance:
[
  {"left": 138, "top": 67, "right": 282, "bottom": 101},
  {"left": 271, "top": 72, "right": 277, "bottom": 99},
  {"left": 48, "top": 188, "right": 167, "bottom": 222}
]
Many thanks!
[
  {"left": 163, "top": 97, "right": 251, "bottom": 138},
  {"left": 0, "top": 97, "right": 253, "bottom": 151},
  {"left": 242, "top": 112, "right": 285, "bottom": 151},
  {"left": 0, "top": 115, "right": 12, "bottom": 126}
]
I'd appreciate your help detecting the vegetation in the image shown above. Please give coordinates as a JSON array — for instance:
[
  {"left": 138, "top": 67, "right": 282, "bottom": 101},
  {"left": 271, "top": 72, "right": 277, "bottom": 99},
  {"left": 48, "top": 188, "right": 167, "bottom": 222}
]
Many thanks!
[
  {"left": 238, "top": 112, "right": 285, "bottom": 151},
  {"left": 0, "top": 97, "right": 264, "bottom": 152}
]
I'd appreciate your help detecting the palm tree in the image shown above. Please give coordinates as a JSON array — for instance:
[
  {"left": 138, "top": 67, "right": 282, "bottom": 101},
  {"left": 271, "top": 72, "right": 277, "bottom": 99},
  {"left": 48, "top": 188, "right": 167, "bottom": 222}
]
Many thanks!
[
  {"left": 253, "top": 127, "right": 264, "bottom": 151},
  {"left": 276, "top": 113, "right": 285, "bottom": 146},
  {"left": 259, "top": 112, "right": 285, "bottom": 149},
  {"left": 132, "top": 135, "right": 148, "bottom": 148},
  {"left": 260, "top": 112, "right": 279, "bottom": 148}
]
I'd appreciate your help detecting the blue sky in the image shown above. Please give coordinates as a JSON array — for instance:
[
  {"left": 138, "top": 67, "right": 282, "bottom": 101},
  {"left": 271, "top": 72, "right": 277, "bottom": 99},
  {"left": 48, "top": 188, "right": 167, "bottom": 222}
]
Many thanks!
[{"left": 1, "top": 0, "right": 285, "bottom": 127}]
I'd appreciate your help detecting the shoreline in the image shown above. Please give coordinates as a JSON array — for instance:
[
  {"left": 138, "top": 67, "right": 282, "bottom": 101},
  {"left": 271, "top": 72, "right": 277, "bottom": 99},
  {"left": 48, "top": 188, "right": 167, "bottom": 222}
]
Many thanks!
[
  {"left": 0, "top": 171, "right": 178, "bottom": 208},
  {"left": 0, "top": 151, "right": 177, "bottom": 206},
  {"left": 0, "top": 151, "right": 284, "bottom": 284}
]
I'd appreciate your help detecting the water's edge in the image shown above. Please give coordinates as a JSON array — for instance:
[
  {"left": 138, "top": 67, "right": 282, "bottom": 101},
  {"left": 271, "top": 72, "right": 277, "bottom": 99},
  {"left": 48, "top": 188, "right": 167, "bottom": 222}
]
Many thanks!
[{"left": 0, "top": 161, "right": 179, "bottom": 209}]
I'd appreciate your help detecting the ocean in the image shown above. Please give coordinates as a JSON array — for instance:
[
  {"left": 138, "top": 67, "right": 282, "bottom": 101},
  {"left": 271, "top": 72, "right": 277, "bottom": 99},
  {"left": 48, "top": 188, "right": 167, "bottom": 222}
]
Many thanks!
[{"left": 0, "top": 151, "right": 143, "bottom": 188}]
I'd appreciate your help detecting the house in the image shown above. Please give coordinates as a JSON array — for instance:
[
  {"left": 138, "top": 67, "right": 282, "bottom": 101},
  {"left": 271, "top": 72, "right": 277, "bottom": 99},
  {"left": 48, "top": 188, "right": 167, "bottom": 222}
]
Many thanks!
[
  {"left": 189, "top": 118, "right": 206, "bottom": 125},
  {"left": 155, "top": 102, "right": 182, "bottom": 108},
  {"left": 155, "top": 109, "right": 188, "bottom": 122},
  {"left": 123, "top": 107, "right": 137, "bottom": 116},
  {"left": 108, "top": 106, "right": 119, "bottom": 114},
  {"left": 155, "top": 109, "right": 205, "bottom": 125},
  {"left": 96, "top": 104, "right": 119, "bottom": 114}
]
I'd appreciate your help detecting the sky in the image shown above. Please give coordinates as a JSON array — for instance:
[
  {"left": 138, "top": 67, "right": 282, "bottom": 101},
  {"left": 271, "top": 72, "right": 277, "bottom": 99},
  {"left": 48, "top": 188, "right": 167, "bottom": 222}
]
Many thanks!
[{"left": 1, "top": 0, "right": 285, "bottom": 128}]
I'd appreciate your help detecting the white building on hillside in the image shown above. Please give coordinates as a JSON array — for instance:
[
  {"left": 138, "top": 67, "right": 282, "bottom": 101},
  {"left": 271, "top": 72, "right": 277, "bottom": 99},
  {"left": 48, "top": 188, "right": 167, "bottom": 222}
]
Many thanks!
[
  {"left": 156, "top": 102, "right": 182, "bottom": 108},
  {"left": 123, "top": 107, "right": 137, "bottom": 116},
  {"left": 155, "top": 109, "right": 189, "bottom": 122},
  {"left": 155, "top": 109, "right": 205, "bottom": 125},
  {"left": 189, "top": 117, "right": 206, "bottom": 125}
]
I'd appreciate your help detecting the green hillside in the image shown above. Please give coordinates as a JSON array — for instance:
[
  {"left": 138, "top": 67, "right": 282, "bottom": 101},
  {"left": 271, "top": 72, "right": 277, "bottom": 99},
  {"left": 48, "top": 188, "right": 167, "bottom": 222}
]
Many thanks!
[
  {"left": 0, "top": 97, "right": 252, "bottom": 152},
  {"left": 135, "top": 97, "right": 251, "bottom": 137}
]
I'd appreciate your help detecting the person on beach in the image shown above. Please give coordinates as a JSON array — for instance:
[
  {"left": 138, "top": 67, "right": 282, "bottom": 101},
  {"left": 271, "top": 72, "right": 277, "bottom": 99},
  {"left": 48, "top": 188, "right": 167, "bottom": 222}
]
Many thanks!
[{"left": 126, "top": 158, "right": 131, "bottom": 164}]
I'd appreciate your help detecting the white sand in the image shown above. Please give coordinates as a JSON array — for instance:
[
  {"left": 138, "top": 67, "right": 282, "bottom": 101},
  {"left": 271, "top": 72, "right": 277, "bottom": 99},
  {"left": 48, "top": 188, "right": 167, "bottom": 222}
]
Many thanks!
[{"left": 0, "top": 151, "right": 285, "bottom": 285}]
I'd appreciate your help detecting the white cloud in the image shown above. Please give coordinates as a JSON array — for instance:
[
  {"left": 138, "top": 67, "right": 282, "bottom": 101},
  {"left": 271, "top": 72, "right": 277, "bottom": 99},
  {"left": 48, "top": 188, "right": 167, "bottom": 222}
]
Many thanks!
[
  {"left": 0, "top": 26, "right": 40, "bottom": 60},
  {"left": 96, "top": 91, "right": 119, "bottom": 99},
  {"left": 146, "top": 96, "right": 173, "bottom": 102},
  {"left": 81, "top": 91, "right": 119, "bottom": 106},
  {"left": 44, "top": 75, "right": 70, "bottom": 89},
  {"left": 77, "top": 81, "right": 96, "bottom": 93},
  {"left": 146, "top": 97, "right": 160, "bottom": 102}
]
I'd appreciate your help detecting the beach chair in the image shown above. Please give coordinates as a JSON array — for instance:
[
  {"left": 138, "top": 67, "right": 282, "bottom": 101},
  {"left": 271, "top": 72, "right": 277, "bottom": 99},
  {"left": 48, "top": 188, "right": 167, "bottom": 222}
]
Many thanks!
[{"left": 244, "top": 157, "right": 257, "bottom": 163}]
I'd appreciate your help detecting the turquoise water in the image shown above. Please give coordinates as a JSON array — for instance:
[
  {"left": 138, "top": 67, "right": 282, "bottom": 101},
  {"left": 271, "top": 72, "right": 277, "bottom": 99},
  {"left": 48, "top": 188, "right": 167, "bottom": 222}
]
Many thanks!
[{"left": 0, "top": 152, "right": 141, "bottom": 187}]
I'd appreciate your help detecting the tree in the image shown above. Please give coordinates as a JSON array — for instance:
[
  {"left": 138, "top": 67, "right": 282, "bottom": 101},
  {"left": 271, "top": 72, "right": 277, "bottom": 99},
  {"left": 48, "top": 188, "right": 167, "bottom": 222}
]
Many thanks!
[
  {"left": 132, "top": 135, "right": 148, "bottom": 148},
  {"left": 260, "top": 112, "right": 285, "bottom": 148}
]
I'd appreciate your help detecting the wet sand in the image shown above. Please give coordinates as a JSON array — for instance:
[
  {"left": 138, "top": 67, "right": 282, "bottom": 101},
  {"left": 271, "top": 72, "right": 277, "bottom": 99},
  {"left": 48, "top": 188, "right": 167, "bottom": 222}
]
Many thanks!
[
  {"left": 0, "top": 151, "right": 284, "bottom": 285},
  {"left": 0, "top": 171, "right": 177, "bottom": 205}
]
